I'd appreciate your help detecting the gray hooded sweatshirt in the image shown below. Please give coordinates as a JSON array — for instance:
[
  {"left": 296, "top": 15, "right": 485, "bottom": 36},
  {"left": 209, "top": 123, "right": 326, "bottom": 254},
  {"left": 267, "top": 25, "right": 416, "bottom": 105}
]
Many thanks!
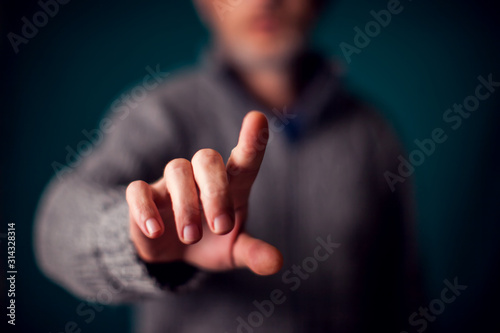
[{"left": 35, "top": 51, "right": 422, "bottom": 333}]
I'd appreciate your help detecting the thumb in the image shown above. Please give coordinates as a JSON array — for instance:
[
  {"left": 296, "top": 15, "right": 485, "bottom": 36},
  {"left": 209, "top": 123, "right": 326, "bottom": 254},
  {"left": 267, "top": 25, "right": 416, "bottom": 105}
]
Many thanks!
[{"left": 232, "top": 232, "right": 283, "bottom": 275}]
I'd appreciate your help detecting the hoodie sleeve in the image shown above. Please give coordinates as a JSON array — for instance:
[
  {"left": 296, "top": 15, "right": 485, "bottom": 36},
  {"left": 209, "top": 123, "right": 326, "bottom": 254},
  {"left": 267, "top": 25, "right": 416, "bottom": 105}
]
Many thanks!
[{"left": 34, "top": 87, "right": 203, "bottom": 303}]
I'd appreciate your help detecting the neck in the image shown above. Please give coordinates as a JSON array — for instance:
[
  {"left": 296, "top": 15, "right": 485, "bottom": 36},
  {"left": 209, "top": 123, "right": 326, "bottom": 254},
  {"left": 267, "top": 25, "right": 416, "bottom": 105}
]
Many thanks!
[{"left": 238, "top": 66, "right": 296, "bottom": 110}]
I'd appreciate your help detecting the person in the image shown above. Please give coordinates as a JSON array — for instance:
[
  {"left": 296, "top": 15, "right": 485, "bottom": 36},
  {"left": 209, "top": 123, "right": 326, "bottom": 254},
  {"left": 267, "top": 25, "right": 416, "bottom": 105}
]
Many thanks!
[{"left": 35, "top": 0, "right": 423, "bottom": 332}]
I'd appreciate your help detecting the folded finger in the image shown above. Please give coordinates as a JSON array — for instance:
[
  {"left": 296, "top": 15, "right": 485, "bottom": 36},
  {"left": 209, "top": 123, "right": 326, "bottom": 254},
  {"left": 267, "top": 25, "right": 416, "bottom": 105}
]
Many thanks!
[
  {"left": 165, "top": 158, "right": 202, "bottom": 244},
  {"left": 125, "top": 180, "right": 164, "bottom": 238},
  {"left": 192, "top": 148, "right": 234, "bottom": 235}
]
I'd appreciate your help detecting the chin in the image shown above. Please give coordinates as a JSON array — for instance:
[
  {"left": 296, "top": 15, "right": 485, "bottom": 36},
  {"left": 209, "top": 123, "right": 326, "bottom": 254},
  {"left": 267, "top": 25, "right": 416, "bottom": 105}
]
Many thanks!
[{"left": 227, "top": 33, "right": 306, "bottom": 70}]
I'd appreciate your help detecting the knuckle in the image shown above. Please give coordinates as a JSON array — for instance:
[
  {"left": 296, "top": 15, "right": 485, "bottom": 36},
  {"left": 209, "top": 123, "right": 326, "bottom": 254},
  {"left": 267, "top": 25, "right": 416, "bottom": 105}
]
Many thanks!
[
  {"left": 226, "top": 162, "right": 241, "bottom": 176},
  {"left": 177, "top": 207, "right": 201, "bottom": 226},
  {"left": 192, "top": 148, "right": 222, "bottom": 166},
  {"left": 140, "top": 205, "right": 157, "bottom": 218},
  {"left": 165, "top": 158, "right": 191, "bottom": 177},
  {"left": 126, "top": 180, "right": 147, "bottom": 198},
  {"left": 203, "top": 183, "right": 228, "bottom": 199},
  {"left": 172, "top": 199, "right": 201, "bottom": 217},
  {"left": 256, "top": 128, "right": 269, "bottom": 149}
]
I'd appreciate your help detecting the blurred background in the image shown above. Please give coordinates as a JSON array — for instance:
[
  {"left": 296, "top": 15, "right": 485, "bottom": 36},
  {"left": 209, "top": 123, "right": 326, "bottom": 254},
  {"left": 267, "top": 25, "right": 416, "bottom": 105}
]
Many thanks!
[{"left": 1, "top": 0, "right": 499, "bottom": 331}]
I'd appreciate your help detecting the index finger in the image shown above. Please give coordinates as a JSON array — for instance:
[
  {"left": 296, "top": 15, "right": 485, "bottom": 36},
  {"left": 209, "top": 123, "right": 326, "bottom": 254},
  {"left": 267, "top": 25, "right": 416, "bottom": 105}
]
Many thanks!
[{"left": 226, "top": 111, "right": 269, "bottom": 207}]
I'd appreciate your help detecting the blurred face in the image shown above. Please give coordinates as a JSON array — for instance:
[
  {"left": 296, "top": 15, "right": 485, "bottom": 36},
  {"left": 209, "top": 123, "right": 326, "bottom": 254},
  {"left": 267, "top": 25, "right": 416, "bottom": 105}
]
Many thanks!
[{"left": 197, "top": 0, "right": 319, "bottom": 69}]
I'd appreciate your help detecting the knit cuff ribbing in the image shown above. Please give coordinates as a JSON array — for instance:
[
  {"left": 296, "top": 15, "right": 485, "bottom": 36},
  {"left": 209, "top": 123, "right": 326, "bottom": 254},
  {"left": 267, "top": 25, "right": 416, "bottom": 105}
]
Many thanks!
[{"left": 94, "top": 189, "right": 206, "bottom": 300}]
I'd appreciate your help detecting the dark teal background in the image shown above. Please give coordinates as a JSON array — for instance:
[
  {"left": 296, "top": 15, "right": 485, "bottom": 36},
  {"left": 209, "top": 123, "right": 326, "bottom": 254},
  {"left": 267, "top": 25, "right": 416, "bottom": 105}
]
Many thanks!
[{"left": 1, "top": 0, "right": 499, "bottom": 332}]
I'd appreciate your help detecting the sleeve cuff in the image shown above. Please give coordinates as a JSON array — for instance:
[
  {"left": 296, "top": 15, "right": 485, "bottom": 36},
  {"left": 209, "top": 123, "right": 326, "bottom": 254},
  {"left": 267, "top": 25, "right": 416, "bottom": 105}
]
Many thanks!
[{"left": 95, "top": 189, "right": 206, "bottom": 299}]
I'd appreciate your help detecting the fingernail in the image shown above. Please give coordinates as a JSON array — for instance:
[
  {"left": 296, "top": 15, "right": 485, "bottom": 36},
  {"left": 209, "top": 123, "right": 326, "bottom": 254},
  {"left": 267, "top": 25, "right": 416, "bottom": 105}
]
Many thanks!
[
  {"left": 214, "top": 214, "right": 233, "bottom": 234},
  {"left": 183, "top": 224, "right": 200, "bottom": 242},
  {"left": 145, "top": 218, "right": 161, "bottom": 236}
]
